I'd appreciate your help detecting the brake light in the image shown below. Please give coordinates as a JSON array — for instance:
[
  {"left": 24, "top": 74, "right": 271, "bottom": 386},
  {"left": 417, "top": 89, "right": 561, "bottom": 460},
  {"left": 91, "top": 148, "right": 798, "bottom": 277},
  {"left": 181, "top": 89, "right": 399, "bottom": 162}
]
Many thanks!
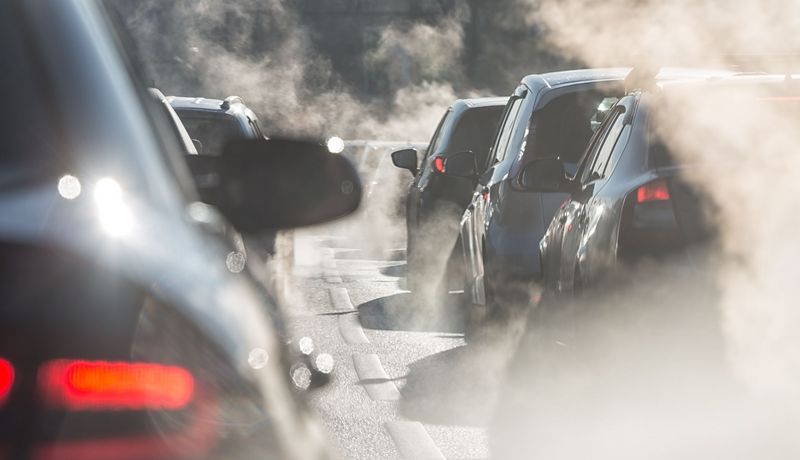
[
  {"left": 39, "top": 360, "right": 194, "bottom": 411},
  {"left": 433, "top": 157, "right": 445, "bottom": 174},
  {"left": 0, "top": 359, "right": 13, "bottom": 405},
  {"left": 636, "top": 179, "right": 670, "bottom": 204}
]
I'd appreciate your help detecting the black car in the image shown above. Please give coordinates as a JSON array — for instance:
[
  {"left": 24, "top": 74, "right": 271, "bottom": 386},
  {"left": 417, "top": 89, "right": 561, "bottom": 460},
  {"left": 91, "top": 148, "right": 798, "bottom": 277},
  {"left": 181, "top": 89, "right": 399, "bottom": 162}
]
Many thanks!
[
  {"left": 0, "top": 1, "right": 360, "bottom": 458},
  {"left": 168, "top": 96, "right": 267, "bottom": 156},
  {"left": 452, "top": 70, "right": 628, "bottom": 318},
  {"left": 391, "top": 98, "right": 507, "bottom": 293},
  {"left": 536, "top": 73, "right": 797, "bottom": 296}
]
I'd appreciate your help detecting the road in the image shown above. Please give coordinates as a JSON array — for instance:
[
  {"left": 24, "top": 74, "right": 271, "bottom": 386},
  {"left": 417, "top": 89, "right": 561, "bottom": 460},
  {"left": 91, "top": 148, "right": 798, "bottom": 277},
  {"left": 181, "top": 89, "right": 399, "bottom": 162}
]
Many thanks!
[{"left": 283, "top": 222, "right": 502, "bottom": 460}]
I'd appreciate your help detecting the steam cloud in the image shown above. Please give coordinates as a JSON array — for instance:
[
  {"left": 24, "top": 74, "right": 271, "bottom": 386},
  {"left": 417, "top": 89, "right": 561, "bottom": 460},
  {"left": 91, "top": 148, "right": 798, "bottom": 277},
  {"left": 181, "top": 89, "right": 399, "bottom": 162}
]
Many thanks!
[{"left": 490, "top": 1, "right": 800, "bottom": 459}]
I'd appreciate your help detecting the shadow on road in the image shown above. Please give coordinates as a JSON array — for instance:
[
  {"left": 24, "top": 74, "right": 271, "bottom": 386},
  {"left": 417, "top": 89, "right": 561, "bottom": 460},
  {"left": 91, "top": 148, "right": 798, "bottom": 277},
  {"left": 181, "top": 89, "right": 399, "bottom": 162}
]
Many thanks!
[
  {"left": 379, "top": 262, "right": 406, "bottom": 278},
  {"left": 398, "top": 342, "right": 511, "bottom": 427},
  {"left": 357, "top": 292, "right": 466, "bottom": 333}
]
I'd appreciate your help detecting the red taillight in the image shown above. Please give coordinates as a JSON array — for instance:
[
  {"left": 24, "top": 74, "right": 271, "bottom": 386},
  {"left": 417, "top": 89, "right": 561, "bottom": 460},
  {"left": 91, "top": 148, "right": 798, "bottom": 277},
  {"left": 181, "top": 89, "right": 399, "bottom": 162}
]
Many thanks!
[
  {"left": 636, "top": 179, "right": 670, "bottom": 204},
  {"left": 433, "top": 157, "right": 445, "bottom": 174},
  {"left": 0, "top": 359, "right": 13, "bottom": 405},
  {"left": 39, "top": 360, "right": 194, "bottom": 411}
]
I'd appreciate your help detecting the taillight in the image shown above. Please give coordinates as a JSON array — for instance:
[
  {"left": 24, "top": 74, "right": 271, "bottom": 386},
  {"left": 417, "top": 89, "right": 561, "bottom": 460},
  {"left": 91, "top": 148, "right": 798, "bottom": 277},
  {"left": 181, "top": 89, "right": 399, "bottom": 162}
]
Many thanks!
[
  {"left": 39, "top": 360, "right": 194, "bottom": 411},
  {"left": 0, "top": 359, "right": 13, "bottom": 406},
  {"left": 433, "top": 157, "right": 446, "bottom": 174},
  {"left": 636, "top": 178, "right": 670, "bottom": 203}
]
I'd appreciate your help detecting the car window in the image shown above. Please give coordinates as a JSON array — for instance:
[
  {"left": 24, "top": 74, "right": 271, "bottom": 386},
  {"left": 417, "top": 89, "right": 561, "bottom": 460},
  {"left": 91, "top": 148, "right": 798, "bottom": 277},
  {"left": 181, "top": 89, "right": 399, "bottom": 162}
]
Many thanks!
[
  {"left": 524, "top": 91, "right": 611, "bottom": 165},
  {"left": 582, "top": 108, "right": 626, "bottom": 183},
  {"left": 425, "top": 111, "right": 450, "bottom": 160},
  {"left": 446, "top": 105, "right": 505, "bottom": 169},
  {"left": 490, "top": 98, "right": 523, "bottom": 167},
  {"left": 418, "top": 110, "right": 451, "bottom": 182},
  {"left": 577, "top": 106, "right": 621, "bottom": 183}
]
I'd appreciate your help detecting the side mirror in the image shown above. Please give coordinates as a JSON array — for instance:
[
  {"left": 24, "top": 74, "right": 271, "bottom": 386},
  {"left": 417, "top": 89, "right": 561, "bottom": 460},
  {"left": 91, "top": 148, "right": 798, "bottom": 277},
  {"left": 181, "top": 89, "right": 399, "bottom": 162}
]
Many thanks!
[
  {"left": 520, "top": 158, "right": 574, "bottom": 193},
  {"left": 443, "top": 151, "right": 478, "bottom": 178},
  {"left": 391, "top": 148, "right": 418, "bottom": 175},
  {"left": 217, "top": 138, "right": 362, "bottom": 232}
]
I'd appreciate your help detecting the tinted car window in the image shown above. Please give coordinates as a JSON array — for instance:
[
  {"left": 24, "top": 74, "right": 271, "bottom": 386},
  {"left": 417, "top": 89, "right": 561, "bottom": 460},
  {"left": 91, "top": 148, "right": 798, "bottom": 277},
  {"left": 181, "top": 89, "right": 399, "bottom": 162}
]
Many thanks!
[
  {"left": 447, "top": 106, "right": 505, "bottom": 168},
  {"left": 524, "top": 91, "right": 610, "bottom": 165},
  {"left": 585, "top": 109, "right": 626, "bottom": 182},
  {"left": 491, "top": 98, "right": 523, "bottom": 166},
  {"left": 418, "top": 110, "right": 451, "bottom": 182}
]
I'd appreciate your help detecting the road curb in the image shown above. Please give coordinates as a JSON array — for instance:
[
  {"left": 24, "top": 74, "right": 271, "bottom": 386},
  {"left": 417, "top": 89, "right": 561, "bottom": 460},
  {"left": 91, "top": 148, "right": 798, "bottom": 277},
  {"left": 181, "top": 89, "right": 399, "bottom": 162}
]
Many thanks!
[{"left": 352, "top": 354, "right": 401, "bottom": 401}]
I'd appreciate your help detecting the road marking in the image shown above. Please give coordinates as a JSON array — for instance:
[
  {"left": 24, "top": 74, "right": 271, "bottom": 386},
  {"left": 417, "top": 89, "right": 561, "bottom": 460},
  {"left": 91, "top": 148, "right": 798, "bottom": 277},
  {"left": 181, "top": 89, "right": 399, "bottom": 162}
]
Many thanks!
[
  {"left": 329, "top": 287, "right": 369, "bottom": 344},
  {"left": 385, "top": 421, "right": 445, "bottom": 460},
  {"left": 352, "top": 354, "right": 400, "bottom": 401},
  {"left": 329, "top": 287, "right": 353, "bottom": 311},
  {"left": 339, "top": 312, "right": 369, "bottom": 344}
]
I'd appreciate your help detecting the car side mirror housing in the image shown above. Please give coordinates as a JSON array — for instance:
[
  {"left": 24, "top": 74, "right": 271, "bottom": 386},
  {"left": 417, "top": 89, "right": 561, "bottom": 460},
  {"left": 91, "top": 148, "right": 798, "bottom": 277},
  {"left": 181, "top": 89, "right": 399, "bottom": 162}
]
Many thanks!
[
  {"left": 520, "top": 158, "right": 574, "bottom": 193},
  {"left": 216, "top": 138, "right": 362, "bottom": 232},
  {"left": 391, "top": 148, "right": 418, "bottom": 175},
  {"left": 443, "top": 151, "right": 478, "bottom": 178}
]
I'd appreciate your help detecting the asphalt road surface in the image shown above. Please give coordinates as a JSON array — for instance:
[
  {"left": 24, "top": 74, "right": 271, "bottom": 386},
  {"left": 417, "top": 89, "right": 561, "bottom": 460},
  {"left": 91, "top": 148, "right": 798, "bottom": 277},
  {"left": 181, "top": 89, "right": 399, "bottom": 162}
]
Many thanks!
[{"left": 285, "top": 222, "right": 504, "bottom": 460}]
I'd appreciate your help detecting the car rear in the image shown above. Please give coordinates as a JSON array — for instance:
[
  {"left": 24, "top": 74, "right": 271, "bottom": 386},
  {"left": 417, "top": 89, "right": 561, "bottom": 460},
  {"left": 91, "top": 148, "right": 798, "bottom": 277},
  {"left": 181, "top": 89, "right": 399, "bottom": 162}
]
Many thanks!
[{"left": 617, "top": 82, "right": 800, "bottom": 262}]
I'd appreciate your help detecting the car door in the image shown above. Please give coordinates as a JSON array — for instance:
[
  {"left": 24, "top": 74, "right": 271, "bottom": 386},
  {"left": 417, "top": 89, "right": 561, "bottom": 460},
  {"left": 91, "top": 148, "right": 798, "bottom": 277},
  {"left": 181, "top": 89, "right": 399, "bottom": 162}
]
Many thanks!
[
  {"left": 462, "top": 94, "right": 525, "bottom": 301},
  {"left": 555, "top": 103, "right": 630, "bottom": 293}
]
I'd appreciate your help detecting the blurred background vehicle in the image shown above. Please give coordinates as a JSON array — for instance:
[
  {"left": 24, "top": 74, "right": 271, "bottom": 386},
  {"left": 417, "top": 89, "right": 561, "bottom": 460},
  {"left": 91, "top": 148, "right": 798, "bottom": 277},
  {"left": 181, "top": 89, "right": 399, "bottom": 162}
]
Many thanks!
[
  {"left": 0, "top": 0, "right": 361, "bottom": 458},
  {"left": 167, "top": 95, "right": 283, "bottom": 257},
  {"left": 168, "top": 96, "right": 267, "bottom": 156},
  {"left": 391, "top": 97, "right": 507, "bottom": 295}
]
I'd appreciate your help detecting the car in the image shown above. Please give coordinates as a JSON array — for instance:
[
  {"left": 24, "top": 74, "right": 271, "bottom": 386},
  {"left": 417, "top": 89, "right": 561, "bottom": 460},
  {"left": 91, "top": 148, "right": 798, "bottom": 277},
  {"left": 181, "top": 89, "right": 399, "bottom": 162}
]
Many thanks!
[
  {"left": 166, "top": 95, "right": 285, "bottom": 257},
  {"left": 492, "top": 72, "right": 800, "bottom": 460},
  {"left": 535, "top": 72, "right": 799, "bottom": 298},
  {"left": 0, "top": 0, "right": 361, "bottom": 458},
  {"left": 391, "top": 98, "right": 507, "bottom": 293},
  {"left": 449, "top": 70, "right": 628, "bottom": 326},
  {"left": 452, "top": 68, "right": 737, "bottom": 335},
  {"left": 167, "top": 95, "right": 267, "bottom": 156}
]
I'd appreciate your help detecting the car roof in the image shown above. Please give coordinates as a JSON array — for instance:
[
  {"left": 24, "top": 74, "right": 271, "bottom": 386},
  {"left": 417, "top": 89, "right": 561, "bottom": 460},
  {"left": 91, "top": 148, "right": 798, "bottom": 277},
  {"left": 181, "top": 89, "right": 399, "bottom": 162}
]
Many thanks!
[
  {"left": 521, "top": 67, "right": 739, "bottom": 93},
  {"left": 456, "top": 97, "right": 509, "bottom": 108},
  {"left": 166, "top": 95, "right": 250, "bottom": 117},
  {"left": 522, "top": 68, "right": 630, "bottom": 92},
  {"left": 450, "top": 97, "right": 508, "bottom": 117}
]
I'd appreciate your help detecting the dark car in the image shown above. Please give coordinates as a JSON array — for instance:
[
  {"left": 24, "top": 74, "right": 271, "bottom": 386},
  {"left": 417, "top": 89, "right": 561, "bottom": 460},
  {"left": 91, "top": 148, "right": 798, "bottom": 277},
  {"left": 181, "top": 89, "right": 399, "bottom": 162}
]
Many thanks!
[
  {"left": 453, "top": 70, "right": 628, "bottom": 317},
  {"left": 0, "top": 1, "right": 361, "bottom": 458},
  {"left": 168, "top": 96, "right": 284, "bottom": 255},
  {"left": 536, "top": 73, "right": 798, "bottom": 297},
  {"left": 168, "top": 96, "right": 267, "bottom": 156},
  {"left": 391, "top": 98, "right": 507, "bottom": 293}
]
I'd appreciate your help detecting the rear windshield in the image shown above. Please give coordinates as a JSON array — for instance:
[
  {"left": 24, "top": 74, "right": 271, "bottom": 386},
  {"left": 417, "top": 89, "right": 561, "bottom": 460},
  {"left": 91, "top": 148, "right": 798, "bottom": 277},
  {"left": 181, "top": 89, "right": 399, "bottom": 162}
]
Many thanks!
[
  {"left": 176, "top": 113, "right": 244, "bottom": 157},
  {"left": 446, "top": 105, "right": 505, "bottom": 166},
  {"left": 525, "top": 90, "right": 616, "bottom": 165}
]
